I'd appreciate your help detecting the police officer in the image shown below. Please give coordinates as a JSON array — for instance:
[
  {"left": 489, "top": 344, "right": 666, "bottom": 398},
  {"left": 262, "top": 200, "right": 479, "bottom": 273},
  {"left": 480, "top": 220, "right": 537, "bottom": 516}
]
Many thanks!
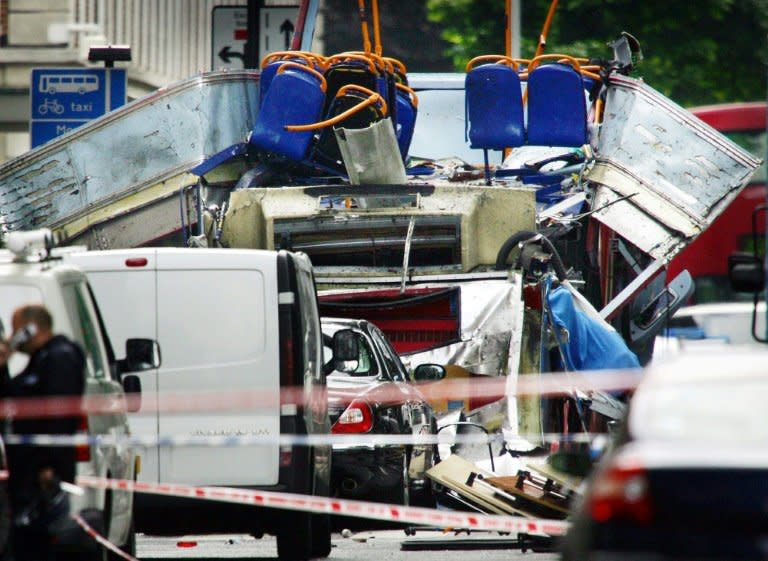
[{"left": 0, "top": 304, "right": 85, "bottom": 561}]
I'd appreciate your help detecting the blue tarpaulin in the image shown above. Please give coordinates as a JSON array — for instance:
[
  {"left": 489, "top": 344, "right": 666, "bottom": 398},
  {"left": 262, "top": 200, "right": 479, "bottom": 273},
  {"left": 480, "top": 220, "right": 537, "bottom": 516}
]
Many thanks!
[{"left": 547, "top": 284, "right": 640, "bottom": 370}]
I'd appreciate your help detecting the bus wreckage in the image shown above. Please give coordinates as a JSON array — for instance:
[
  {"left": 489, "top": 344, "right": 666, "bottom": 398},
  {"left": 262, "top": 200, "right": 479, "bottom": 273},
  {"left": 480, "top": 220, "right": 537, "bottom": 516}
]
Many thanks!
[{"left": 0, "top": 33, "right": 760, "bottom": 448}]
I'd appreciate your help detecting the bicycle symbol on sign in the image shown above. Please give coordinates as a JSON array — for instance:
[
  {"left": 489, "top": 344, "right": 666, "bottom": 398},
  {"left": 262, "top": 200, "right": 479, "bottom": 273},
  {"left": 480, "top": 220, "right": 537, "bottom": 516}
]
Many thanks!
[{"left": 38, "top": 99, "right": 65, "bottom": 116}]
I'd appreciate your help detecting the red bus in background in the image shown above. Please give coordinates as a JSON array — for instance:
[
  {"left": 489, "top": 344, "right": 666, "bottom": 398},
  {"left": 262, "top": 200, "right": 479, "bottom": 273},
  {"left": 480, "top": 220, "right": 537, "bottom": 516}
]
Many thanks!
[{"left": 667, "top": 102, "right": 767, "bottom": 304}]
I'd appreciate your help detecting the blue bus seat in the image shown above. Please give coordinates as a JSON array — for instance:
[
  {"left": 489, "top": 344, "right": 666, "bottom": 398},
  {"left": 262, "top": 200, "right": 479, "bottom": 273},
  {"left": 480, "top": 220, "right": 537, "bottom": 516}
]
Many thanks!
[
  {"left": 465, "top": 58, "right": 525, "bottom": 150},
  {"left": 464, "top": 55, "right": 525, "bottom": 184},
  {"left": 258, "top": 51, "right": 326, "bottom": 107},
  {"left": 394, "top": 83, "right": 418, "bottom": 161},
  {"left": 526, "top": 56, "right": 589, "bottom": 147},
  {"left": 249, "top": 62, "right": 327, "bottom": 162}
]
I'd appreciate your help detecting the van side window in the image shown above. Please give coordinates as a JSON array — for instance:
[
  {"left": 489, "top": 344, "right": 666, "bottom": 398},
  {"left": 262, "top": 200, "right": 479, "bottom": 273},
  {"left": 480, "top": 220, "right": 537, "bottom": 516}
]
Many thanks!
[
  {"left": 296, "top": 267, "right": 322, "bottom": 381},
  {"left": 63, "top": 283, "right": 107, "bottom": 379}
]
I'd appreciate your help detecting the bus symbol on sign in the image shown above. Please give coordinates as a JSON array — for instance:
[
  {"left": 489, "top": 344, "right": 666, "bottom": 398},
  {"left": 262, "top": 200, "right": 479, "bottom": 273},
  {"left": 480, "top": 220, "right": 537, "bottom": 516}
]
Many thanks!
[{"left": 39, "top": 73, "right": 99, "bottom": 95}]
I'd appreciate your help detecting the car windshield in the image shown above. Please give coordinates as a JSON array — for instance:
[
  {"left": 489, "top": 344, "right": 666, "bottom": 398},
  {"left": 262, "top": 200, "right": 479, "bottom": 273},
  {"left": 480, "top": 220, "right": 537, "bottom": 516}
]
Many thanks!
[{"left": 629, "top": 375, "right": 768, "bottom": 444}]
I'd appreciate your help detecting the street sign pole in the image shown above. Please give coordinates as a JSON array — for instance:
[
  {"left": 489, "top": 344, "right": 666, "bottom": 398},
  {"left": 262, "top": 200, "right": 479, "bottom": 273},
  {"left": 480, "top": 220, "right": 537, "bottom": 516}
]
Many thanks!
[{"left": 244, "top": 0, "right": 263, "bottom": 69}]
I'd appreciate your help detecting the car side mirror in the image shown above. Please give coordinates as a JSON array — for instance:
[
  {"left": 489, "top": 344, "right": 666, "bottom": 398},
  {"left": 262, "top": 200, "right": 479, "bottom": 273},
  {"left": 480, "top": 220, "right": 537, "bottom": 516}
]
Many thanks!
[
  {"left": 333, "top": 330, "right": 359, "bottom": 360},
  {"left": 413, "top": 363, "right": 446, "bottom": 382},
  {"left": 123, "top": 338, "right": 161, "bottom": 373},
  {"left": 729, "top": 253, "right": 765, "bottom": 293},
  {"left": 121, "top": 374, "right": 142, "bottom": 412}
]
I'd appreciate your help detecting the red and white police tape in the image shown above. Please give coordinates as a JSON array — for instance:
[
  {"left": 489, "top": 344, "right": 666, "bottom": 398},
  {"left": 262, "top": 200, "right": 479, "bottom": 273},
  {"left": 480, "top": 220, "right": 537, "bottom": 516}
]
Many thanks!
[
  {"left": 76, "top": 475, "right": 570, "bottom": 537},
  {"left": 0, "top": 368, "right": 641, "bottom": 420},
  {"left": 70, "top": 513, "right": 139, "bottom": 561}
]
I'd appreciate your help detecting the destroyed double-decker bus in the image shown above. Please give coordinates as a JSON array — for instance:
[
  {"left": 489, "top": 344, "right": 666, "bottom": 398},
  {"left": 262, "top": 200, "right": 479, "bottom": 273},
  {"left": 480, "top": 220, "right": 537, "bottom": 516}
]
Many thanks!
[{"left": 0, "top": 13, "right": 760, "bottom": 449}]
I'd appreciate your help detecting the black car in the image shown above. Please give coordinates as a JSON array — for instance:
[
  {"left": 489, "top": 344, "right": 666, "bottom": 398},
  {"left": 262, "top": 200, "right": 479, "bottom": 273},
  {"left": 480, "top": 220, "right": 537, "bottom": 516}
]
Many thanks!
[
  {"left": 322, "top": 317, "right": 445, "bottom": 505},
  {"left": 560, "top": 349, "right": 768, "bottom": 561}
]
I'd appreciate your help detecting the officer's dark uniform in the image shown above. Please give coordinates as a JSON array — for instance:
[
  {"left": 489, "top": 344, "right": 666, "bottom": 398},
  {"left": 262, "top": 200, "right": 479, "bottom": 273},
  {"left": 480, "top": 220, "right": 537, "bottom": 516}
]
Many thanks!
[{"left": 7, "top": 335, "right": 85, "bottom": 561}]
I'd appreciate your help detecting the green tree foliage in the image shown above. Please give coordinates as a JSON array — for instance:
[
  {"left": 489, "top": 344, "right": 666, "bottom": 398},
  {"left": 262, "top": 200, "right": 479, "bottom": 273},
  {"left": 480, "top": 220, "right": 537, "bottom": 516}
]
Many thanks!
[{"left": 427, "top": 0, "right": 768, "bottom": 106}]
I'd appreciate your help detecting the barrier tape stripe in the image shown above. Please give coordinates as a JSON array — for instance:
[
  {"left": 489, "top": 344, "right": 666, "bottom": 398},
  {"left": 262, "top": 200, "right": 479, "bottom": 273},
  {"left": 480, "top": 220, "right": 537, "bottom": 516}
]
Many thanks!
[
  {"left": 4, "top": 432, "right": 508, "bottom": 448},
  {"left": 0, "top": 369, "right": 640, "bottom": 420},
  {"left": 77, "top": 476, "right": 570, "bottom": 537},
  {"left": 70, "top": 513, "right": 139, "bottom": 561},
  {"left": 2, "top": 431, "right": 599, "bottom": 449}
]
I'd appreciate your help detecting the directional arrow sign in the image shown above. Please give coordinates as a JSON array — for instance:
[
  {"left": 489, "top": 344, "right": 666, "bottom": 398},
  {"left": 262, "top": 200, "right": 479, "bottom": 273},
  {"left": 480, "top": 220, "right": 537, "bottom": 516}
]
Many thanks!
[
  {"left": 211, "top": 6, "right": 299, "bottom": 71},
  {"left": 211, "top": 6, "right": 248, "bottom": 70},
  {"left": 218, "top": 45, "right": 244, "bottom": 64},
  {"left": 259, "top": 7, "right": 299, "bottom": 59},
  {"left": 279, "top": 19, "right": 295, "bottom": 50}
]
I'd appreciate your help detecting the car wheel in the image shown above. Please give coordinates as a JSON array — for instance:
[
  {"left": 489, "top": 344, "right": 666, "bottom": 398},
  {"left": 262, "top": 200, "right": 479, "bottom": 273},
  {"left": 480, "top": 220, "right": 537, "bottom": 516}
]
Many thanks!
[
  {"left": 310, "top": 513, "right": 331, "bottom": 558},
  {"left": 276, "top": 446, "right": 330, "bottom": 560},
  {"left": 276, "top": 511, "right": 312, "bottom": 561}
]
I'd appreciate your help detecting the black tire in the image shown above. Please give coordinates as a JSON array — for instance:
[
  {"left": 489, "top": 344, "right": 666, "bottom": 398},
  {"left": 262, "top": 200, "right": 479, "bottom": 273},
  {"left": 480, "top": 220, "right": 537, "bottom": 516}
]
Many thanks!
[
  {"left": 276, "top": 444, "right": 331, "bottom": 560},
  {"left": 310, "top": 513, "right": 332, "bottom": 558},
  {"left": 276, "top": 511, "right": 312, "bottom": 561}
]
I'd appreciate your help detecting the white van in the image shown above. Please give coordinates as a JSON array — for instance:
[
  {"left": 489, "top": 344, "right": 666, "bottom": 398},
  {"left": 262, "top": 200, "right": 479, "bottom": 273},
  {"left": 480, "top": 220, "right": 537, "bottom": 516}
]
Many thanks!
[
  {"left": 0, "top": 230, "right": 157, "bottom": 559},
  {"left": 64, "top": 248, "right": 331, "bottom": 560}
]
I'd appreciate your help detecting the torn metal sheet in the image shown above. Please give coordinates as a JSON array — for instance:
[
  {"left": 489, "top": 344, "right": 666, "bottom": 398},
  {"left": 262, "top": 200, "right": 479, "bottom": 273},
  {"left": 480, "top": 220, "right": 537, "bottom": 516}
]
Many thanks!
[
  {"left": 0, "top": 71, "right": 260, "bottom": 244},
  {"left": 587, "top": 75, "right": 762, "bottom": 261}
]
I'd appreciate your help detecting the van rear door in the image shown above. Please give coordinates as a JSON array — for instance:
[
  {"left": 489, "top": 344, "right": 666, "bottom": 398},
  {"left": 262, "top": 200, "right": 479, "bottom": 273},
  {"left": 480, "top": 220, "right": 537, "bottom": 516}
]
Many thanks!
[{"left": 155, "top": 250, "right": 281, "bottom": 486}]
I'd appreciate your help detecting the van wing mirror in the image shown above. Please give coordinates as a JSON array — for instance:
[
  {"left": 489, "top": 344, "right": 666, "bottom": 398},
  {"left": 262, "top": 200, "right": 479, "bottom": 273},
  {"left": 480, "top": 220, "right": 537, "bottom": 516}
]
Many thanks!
[
  {"left": 121, "top": 374, "right": 142, "bottom": 412},
  {"left": 413, "top": 363, "right": 446, "bottom": 382},
  {"left": 123, "top": 338, "right": 161, "bottom": 372},
  {"left": 729, "top": 253, "right": 765, "bottom": 293},
  {"left": 332, "top": 330, "right": 359, "bottom": 374},
  {"left": 332, "top": 330, "right": 359, "bottom": 361}
]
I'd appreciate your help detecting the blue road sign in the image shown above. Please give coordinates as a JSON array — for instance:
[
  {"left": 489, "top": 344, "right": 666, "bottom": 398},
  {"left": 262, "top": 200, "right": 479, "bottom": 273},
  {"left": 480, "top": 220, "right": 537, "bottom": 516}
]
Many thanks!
[{"left": 30, "top": 67, "right": 127, "bottom": 148}]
